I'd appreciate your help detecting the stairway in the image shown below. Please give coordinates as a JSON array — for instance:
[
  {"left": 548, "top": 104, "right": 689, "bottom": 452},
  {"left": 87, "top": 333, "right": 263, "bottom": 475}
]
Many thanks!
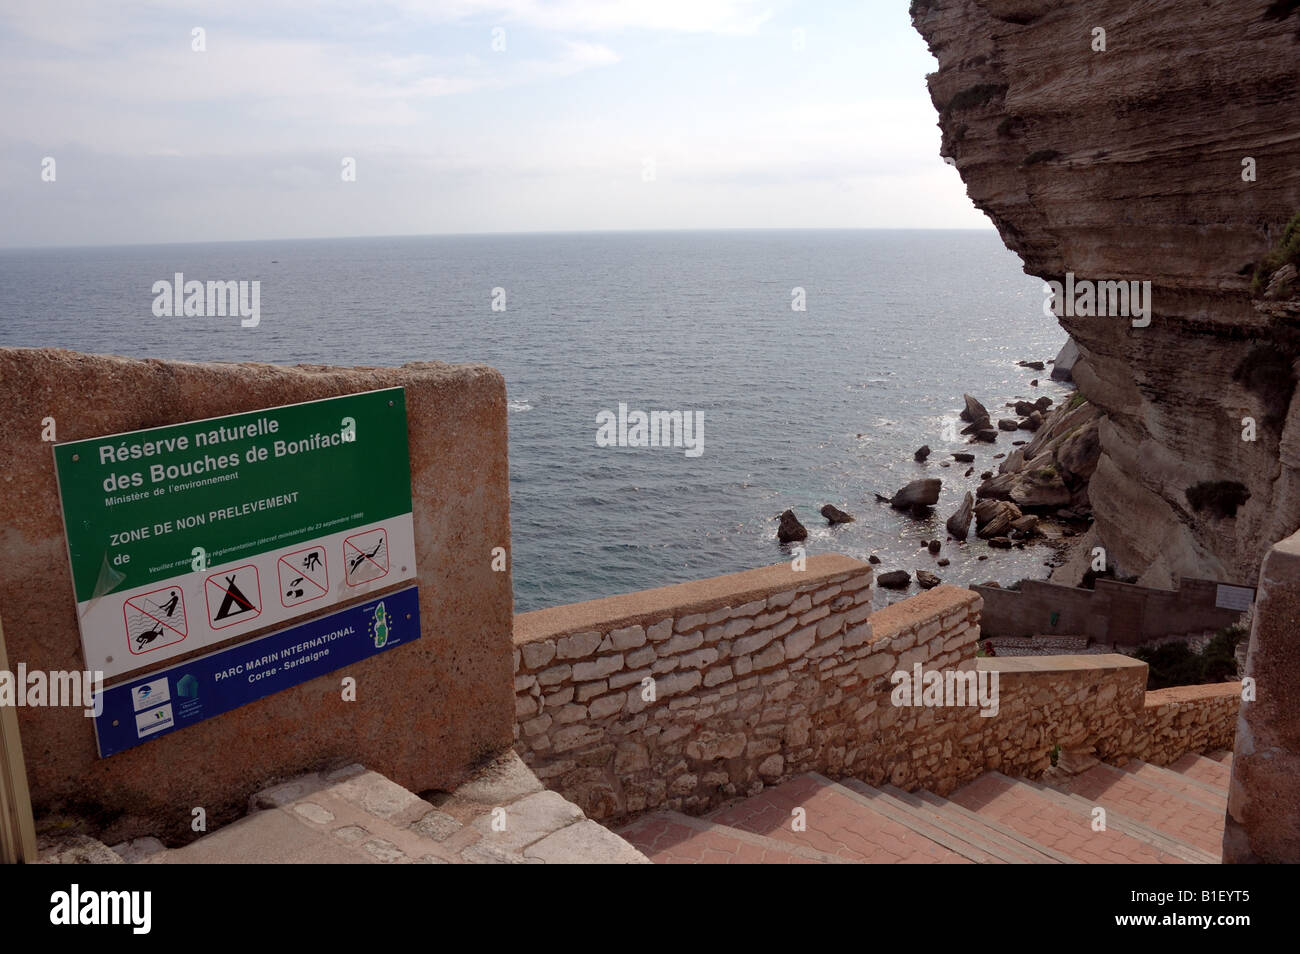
[
  {"left": 43, "top": 752, "right": 651, "bottom": 865},
  {"left": 617, "top": 751, "right": 1231, "bottom": 864}
]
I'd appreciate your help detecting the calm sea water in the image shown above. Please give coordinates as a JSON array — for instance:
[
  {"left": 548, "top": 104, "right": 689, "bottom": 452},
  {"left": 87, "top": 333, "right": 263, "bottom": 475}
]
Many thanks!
[{"left": 0, "top": 230, "right": 1068, "bottom": 611}]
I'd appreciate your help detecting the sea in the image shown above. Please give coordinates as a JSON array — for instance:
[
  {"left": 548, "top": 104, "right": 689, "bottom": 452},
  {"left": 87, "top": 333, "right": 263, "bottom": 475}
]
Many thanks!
[{"left": 0, "top": 229, "right": 1070, "bottom": 612}]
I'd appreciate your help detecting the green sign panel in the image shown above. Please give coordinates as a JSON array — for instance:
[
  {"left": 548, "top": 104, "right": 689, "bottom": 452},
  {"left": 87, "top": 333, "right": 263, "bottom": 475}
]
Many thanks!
[{"left": 54, "top": 388, "right": 415, "bottom": 680}]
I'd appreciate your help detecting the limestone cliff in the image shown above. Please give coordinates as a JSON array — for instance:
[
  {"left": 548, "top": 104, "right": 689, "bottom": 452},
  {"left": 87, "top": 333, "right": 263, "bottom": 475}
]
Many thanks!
[{"left": 913, "top": 0, "right": 1300, "bottom": 588}]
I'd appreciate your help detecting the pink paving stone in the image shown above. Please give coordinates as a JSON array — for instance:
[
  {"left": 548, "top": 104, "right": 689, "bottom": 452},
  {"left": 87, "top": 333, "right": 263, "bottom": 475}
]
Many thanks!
[
  {"left": 1060, "top": 766, "right": 1224, "bottom": 856},
  {"left": 1123, "top": 763, "right": 1227, "bottom": 809},
  {"left": 948, "top": 774, "right": 1187, "bottom": 864},
  {"left": 617, "top": 814, "right": 820, "bottom": 864},
  {"left": 1169, "top": 752, "right": 1233, "bottom": 791},
  {"left": 707, "top": 775, "right": 969, "bottom": 864}
]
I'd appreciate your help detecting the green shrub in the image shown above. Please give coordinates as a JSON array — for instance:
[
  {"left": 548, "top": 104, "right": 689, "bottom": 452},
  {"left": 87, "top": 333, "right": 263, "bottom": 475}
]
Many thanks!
[
  {"left": 1134, "top": 625, "right": 1246, "bottom": 690},
  {"left": 1251, "top": 211, "right": 1300, "bottom": 294}
]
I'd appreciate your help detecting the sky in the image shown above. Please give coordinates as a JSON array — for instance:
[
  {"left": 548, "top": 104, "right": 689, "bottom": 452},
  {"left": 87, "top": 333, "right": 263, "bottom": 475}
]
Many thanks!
[{"left": 0, "top": 0, "right": 992, "bottom": 248}]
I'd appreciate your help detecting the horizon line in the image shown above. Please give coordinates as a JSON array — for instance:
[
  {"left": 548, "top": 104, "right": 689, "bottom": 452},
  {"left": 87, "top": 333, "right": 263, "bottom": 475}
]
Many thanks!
[{"left": 0, "top": 224, "right": 999, "bottom": 254}]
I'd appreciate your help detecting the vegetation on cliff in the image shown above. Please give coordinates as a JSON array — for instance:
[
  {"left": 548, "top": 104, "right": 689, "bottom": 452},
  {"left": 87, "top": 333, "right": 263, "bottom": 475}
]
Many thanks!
[
  {"left": 1135, "top": 625, "right": 1246, "bottom": 690},
  {"left": 1250, "top": 211, "right": 1300, "bottom": 296}
]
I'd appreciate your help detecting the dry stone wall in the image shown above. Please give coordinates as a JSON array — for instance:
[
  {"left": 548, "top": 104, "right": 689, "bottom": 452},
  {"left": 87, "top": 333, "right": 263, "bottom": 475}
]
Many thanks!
[
  {"left": 978, "top": 656, "right": 1240, "bottom": 778},
  {"left": 1136, "top": 684, "right": 1240, "bottom": 765},
  {"left": 515, "top": 556, "right": 1241, "bottom": 824},
  {"left": 513, "top": 556, "right": 985, "bottom": 820}
]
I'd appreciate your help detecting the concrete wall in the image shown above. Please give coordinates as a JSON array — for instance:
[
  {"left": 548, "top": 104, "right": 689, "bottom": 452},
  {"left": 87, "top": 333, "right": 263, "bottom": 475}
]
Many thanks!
[
  {"left": 514, "top": 558, "right": 1240, "bottom": 822},
  {"left": 0, "top": 347, "right": 515, "bottom": 844},
  {"left": 1224, "top": 530, "right": 1300, "bottom": 863},
  {"left": 974, "top": 576, "right": 1251, "bottom": 646}
]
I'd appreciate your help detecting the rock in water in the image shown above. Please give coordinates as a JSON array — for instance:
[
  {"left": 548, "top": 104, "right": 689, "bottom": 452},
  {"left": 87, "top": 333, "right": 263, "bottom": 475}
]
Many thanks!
[
  {"left": 1018, "top": 360, "right": 1045, "bottom": 371},
  {"left": 946, "top": 491, "right": 974, "bottom": 541},
  {"left": 997, "top": 418, "right": 1020, "bottom": 432},
  {"left": 914, "top": 444, "right": 931, "bottom": 462},
  {"left": 820, "top": 504, "right": 855, "bottom": 524},
  {"left": 777, "top": 509, "right": 808, "bottom": 543},
  {"left": 953, "top": 452, "right": 975, "bottom": 462},
  {"left": 868, "top": 554, "right": 881, "bottom": 565},
  {"left": 916, "top": 570, "right": 941, "bottom": 589},
  {"left": 1010, "top": 514, "right": 1040, "bottom": 535},
  {"left": 1051, "top": 338, "right": 1080, "bottom": 381},
  {"left": 928, "top": 539, "right": 941, "bottom": 555},
  {"left": 877, "top": 570, "right": 911, "bottom": 589},
  {"left": 1014, "top": 400, "right": 1038, "bottom": 416},
  {"left": 889, "top": 478, "right": 941, "bottom": 510},
  {"left": 975, "top": 499, "right": 1023, "bottom": 538},
  {"left": 1035, "top": 396, "right": 1053, "bottom": 411},
  {"left": 937, "top": 558, "right": 950, "bottom": 567},
  {"left": 960, "top": 394, "right": 990, "bottom": 423}
]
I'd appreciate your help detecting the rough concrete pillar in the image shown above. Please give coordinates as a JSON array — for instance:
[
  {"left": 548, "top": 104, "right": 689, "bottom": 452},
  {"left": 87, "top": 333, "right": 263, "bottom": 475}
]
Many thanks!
[
  {"left": 1223, "top": 531, "right": 1300, "bottom": 862},
  {"left": 0, "top": 347, "right": 515, "bottom": 844}
]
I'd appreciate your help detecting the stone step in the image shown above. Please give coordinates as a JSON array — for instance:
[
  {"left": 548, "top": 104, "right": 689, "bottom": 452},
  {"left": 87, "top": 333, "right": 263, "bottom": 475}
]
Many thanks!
[
  {"left": 1048, "top": 762, "right": 1225, "bottom": 857},
  {"left": 949, "top": 772, "right": 1192, "bottom": 864},
  {"left": 1118, "top": 760, "right": 1228, "bottom": 805},
  {"left": 1167, "top": 752, "right": 1233, "bottom": 793},
  {"left": 887, "top": 784, "right": 1076, "bottom": 864},
  {"left": 823, "top": 775, "right": 1004, "bottom": 863},
  {"left": 113, "top": 753, "right": 648, "bottom": 865},
  {"left": 617, "top": 811, "right": 850, "bottom": 864},
  {"left": 1020, "top": 775, "right": 1219, "bottom": 865},
  {"left": 707, "top": 774, "right": 971, "bottom": 863}
]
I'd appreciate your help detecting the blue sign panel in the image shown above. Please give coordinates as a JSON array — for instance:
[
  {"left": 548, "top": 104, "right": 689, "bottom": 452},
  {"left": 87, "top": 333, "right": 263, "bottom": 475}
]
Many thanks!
[{"left": 94, "top": 586, "right": 420, "bottom": 757}]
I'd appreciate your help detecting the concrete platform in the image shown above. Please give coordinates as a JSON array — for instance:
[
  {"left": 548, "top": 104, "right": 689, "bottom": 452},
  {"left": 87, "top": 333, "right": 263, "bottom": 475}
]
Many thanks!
[{"left": 40, "top": 752, "right": 649, "bottom": 865}]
